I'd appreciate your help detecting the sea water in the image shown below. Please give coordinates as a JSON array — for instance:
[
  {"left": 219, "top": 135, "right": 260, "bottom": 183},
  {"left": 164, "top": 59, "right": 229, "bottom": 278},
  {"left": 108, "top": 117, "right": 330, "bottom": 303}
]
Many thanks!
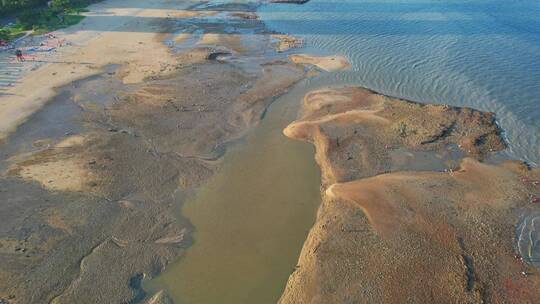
[{"left": 259, "top": 0, "right": 540, "bottom": 166}]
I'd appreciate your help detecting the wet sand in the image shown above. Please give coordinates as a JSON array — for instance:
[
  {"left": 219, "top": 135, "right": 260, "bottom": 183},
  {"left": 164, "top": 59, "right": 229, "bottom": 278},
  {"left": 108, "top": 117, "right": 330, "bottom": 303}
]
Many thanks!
[
  {"left": 0, "top": 0, "right": 209, "bottom": 142},
  {"left": 144, "top": 82, "right": 321, "bottom": 304},
  {"left": 280, "top": 87, "right": 540, "bottom": 303},
  {"left": 289, "top": 54, "right": 351, "bottom": 72},
  {"left": 0, "top": 0, "right": 321, "bottom": 302},
  {"left": 1, "top": 0, "right": 539, "bottom": 303},
  {"left": 272, "top": 34, "right": 303, "bottom": 52}
]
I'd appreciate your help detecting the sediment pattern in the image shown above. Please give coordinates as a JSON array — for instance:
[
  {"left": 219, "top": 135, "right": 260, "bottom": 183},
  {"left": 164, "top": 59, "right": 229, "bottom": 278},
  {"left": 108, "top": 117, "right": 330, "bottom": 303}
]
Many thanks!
[
  {"left": 281, "top": 87, "right": 540, "bottom": 303},
  {"left": 0, "top": 1, "right": 313, "bottom": 302}
]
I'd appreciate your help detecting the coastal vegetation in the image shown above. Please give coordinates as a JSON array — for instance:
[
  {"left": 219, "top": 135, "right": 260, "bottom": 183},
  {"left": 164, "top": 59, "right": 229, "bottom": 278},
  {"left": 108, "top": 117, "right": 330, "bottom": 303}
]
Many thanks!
[{"left": 0, "top": 0, "right": 94, "bottom": 41}]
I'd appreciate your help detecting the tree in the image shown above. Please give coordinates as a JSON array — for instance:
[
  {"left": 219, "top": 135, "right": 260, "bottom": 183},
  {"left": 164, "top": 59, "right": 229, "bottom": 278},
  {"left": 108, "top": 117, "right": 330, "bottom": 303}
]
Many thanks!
[{"left": 50, "top": 0, "right": 69, "bottom": 12}]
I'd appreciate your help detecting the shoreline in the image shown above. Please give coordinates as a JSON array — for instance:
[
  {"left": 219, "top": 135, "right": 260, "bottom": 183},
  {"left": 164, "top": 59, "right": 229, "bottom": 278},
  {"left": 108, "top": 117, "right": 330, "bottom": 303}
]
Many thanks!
[
  {"left": 0, "top": 0, "right": 206, "bottom": 143},
  {"left": 1, "top": 0, "right": 539, "bottom": 303},
  {"left": 1, "top": 0, "right": 335, "bottom": 302}
]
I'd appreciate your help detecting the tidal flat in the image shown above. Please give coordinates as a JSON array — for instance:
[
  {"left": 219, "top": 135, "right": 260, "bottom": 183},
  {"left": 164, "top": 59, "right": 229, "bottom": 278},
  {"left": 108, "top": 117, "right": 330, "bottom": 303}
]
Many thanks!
[{"left": 1, "top": 0, "right": 540, "bottom": 303}]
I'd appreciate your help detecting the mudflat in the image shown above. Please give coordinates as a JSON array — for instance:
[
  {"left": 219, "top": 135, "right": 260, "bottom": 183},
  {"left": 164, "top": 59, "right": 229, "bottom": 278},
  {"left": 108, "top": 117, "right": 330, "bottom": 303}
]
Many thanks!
[
  {"left": 0, "top": 0, "right": 321, "bottom": 302},
  {"left": 1, "top": 0, "right": 539, "bottom": 303}
]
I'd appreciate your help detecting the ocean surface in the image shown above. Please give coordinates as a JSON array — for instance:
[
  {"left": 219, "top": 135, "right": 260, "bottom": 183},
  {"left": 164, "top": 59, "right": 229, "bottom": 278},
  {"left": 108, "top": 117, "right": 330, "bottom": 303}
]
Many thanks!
[{"left": 258, "top": 0, "right": 540, "bottom": 166}]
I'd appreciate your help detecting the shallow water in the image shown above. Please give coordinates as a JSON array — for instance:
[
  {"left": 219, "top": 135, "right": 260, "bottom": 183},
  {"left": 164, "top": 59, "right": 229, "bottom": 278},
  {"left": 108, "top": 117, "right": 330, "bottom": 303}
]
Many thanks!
[
  {"left": 144, "top": 0, "right": 540, "bottom": 299},
  {"left": 144, "top": 81, "right": 321, "bottom": 303},
  {"left": 258, "top": 0, "right": 540, "bottom": 166},
  {"left": 517, "top": 210, "right": 540, "bottom": 266}
]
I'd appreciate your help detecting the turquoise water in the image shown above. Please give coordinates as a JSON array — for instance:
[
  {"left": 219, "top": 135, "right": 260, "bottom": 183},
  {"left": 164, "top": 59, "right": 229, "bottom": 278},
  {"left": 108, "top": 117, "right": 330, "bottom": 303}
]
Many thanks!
[{"left": 259, "top": 0, "right": 540, "bottom": 166}]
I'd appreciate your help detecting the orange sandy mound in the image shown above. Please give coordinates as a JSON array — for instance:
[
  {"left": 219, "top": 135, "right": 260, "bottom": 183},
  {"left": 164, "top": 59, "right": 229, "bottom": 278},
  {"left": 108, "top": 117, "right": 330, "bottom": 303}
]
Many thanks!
[{"left": 280, "top": 87, "right": 540, "bottom": 304}]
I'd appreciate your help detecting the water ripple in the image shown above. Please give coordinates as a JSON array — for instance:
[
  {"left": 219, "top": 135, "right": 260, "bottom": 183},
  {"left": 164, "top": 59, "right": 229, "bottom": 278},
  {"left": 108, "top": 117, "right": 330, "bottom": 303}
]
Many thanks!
[
  {"left": 259, "top": 0, "right": 540, "bottom": 166},
  {"left": 517, "top": 211, "right": 540, "bottom": 266}
]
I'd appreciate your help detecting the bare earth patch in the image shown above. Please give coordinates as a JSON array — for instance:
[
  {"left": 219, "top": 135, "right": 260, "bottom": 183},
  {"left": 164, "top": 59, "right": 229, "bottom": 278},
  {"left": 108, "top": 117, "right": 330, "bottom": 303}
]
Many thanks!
[{"left": 7, "top": 134, "right": 98, "bottom": 192}]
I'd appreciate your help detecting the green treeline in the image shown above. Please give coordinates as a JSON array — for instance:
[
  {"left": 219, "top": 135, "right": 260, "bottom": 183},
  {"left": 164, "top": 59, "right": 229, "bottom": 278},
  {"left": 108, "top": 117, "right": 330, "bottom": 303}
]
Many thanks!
[
  {"left": 1, "top": 0, "right": 48, "bottom": 15},
  {"left": 1, "top": 0, "right": 98, "bottom": 41},
  {"left": 1, "top": 0, "right": 93, "bottom": 16}
]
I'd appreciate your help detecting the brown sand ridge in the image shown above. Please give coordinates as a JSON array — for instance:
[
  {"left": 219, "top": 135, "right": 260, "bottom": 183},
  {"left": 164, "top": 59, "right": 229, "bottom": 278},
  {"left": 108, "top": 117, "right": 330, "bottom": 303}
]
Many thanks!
[
  {"left": 284, "top": 87, "right": 505, "bottom": 184},
  {"left": 281, "top": 87, "right": 540, "bottom": 303}
]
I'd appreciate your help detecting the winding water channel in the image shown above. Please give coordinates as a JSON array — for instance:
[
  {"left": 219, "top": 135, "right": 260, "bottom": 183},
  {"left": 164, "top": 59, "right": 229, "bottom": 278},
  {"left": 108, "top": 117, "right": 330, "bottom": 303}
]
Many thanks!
[{"left": 145, "top": 80, "right": 322, "bottom": 303}]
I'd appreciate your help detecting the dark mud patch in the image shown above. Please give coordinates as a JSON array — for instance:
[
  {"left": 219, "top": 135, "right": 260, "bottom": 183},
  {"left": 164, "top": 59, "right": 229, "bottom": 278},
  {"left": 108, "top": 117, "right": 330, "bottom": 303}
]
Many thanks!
[
  {"left": 128, "top": 273, "right": 147, "bottom": 304},
  {"left": 207, "top": 51, "right": 232, "bottom": 61}
]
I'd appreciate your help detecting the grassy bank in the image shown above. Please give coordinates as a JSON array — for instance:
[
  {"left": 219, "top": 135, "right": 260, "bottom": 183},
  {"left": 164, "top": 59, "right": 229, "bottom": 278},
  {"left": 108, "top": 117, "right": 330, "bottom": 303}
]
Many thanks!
[{"left": 1, "top": 0, "right": 98, "bottom": 42}]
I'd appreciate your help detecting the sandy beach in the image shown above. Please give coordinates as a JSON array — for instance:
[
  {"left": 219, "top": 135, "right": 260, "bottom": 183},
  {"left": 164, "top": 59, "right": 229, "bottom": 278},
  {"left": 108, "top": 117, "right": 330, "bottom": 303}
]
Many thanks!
[
  {"left": 1, "top": 0, "right": 540, "bottom": 303},
  {"left": 0, "top": 0, "right": 208, "bottom": 142}
]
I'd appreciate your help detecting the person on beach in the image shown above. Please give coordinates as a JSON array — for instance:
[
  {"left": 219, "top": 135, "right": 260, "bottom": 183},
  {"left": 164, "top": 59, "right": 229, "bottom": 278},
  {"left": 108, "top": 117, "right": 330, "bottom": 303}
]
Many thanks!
[{"left": 15, "top": 49, "right": 24, "bottom": 62}]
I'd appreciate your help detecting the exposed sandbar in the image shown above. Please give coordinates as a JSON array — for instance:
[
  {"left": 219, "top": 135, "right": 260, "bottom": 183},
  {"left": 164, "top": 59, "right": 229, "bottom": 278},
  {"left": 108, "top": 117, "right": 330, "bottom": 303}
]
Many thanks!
[
  {"left": 284, "top": 87, "right": 504, "bottom": 184},
  {"left": 289, "top": 54, "right": 351, "bottom": 72},
  {"left": 272, "top": 34, "right": 303, "bottom": 52},
  {"left": 281, "top": 86, "right": 540, "bottom": 303}
]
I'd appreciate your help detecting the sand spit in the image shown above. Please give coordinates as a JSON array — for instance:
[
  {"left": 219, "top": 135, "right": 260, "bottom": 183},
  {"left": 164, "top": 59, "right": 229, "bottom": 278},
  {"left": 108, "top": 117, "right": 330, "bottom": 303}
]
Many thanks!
[
  {"left": 281, "top": 87, "right": 540, "bottom": 303},
  {"left": 284, "top": 87, "right": 505, "bottom": 184},
  {"left": 289, "top": 54, "right": 351, "bottom": 72},
  {"left": 0, "top": 0, "right": 314, "bottom": 303}
]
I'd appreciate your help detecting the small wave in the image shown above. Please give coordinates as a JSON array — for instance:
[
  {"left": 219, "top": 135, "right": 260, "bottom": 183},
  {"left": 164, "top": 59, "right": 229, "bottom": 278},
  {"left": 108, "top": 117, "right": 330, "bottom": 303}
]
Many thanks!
[
  {"left": 517, "top": 211, "right": 540, "bottom": 266},
  {"left": 259, "top": 0, "right": 540, "bottom": 165}
]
